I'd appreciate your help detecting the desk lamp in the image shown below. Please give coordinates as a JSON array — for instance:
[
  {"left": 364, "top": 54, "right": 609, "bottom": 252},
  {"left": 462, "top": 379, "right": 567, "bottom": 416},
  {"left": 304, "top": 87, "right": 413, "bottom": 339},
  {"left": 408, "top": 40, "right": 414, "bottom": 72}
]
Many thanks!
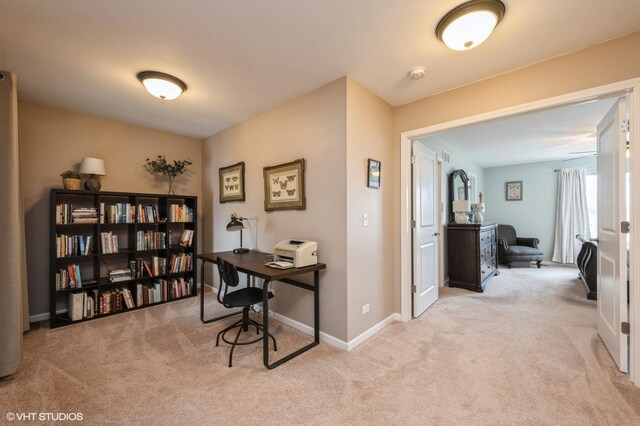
[{"left": 226, "top": 213, "right": 249, "bottom": 254}]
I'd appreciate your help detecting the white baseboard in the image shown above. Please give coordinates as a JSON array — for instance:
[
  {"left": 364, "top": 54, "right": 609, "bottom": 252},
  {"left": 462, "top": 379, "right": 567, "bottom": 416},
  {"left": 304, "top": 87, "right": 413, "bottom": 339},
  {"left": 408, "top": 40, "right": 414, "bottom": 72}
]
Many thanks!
[
  {"left": 30, "top": 309, "right": 67, "bottom": 323},
  {"left": 270, "top": 311, "right": 400, "bottom": 351}
]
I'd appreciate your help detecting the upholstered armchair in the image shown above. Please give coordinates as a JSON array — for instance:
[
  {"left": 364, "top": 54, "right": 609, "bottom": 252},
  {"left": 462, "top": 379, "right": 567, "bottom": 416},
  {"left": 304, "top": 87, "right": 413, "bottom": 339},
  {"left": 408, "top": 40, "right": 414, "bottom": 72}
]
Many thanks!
[{"left": 497, "top": 224, "right": 544, "bottom": 268}]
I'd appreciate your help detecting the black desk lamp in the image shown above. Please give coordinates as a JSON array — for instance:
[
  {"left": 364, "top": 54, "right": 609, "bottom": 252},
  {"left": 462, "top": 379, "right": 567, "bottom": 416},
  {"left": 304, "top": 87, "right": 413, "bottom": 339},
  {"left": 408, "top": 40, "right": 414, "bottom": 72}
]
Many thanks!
[{"left": 226, "top": 213, "right": 250, "bottom": 254}]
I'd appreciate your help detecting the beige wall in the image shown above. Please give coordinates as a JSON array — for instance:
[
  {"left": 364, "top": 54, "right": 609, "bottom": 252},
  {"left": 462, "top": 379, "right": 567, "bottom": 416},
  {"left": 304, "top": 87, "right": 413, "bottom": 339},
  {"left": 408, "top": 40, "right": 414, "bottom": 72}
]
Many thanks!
[
  {"left": 19, "top": 102, "right": 202, "bottom": 317},
  {"left": 392, "top": 31, "right": 640, "bottom": 312},
  {"left": 345, "top": 78, "right": 394, "bottom": 340},
  {"left": 202, "top": 79, "right": 349, "bottom": 340}
]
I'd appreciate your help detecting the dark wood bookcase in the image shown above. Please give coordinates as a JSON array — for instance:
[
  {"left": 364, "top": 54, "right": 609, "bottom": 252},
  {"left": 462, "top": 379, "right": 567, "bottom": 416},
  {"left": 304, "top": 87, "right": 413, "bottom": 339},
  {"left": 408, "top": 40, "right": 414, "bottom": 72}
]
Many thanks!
[{"left": 50, "top": 189, "right": 197, "bottom": 328}]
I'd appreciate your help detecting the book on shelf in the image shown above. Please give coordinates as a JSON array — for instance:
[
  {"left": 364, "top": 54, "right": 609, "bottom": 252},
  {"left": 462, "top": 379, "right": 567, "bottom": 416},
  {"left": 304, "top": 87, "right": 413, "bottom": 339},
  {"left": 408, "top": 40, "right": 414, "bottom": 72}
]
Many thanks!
[
  {"left": 136, "top": 230, "right": 166, "bottom": 250},
  {"left": 100, "top": 202, "right": 134, "bottom": 224},
  {"left": 68, "top": 292, "right": 84, "bottom": 321},
  {"left": 100, "top": 231, "right": 119, "bottom": 254},
  {"left": 169, "top": 204, "right": 193, "bottom": 222},
  {"left": 169, "top": 253, "right": 193, "bottom": 273},
  {"left": 108, "top": 267, "right": 133, "bottom": 282},
  {"left": 56, "top": 234, "right": 93, "bottom": 257},
  {"left": 178, "top": 229, "right": 194, "bottom": 248},
  {"left": 137, "top": 204, "right": 161, "bottom": 223},
  {"left": 56, "top": 204, "right": 98, "bottom": 224},
  {"left": 56, "top": 264, "right": 83, "bottom": 290}
]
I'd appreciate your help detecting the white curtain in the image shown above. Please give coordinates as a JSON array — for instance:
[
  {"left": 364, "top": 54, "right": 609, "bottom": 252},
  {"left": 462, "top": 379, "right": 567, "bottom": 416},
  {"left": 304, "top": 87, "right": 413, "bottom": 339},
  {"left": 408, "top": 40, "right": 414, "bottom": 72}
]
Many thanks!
[
  {"left": 552, "top": 168, "right": 591, "bottom": 264},
  {"left": 0, "top": 70, "right": 30, "bottom": 377}
]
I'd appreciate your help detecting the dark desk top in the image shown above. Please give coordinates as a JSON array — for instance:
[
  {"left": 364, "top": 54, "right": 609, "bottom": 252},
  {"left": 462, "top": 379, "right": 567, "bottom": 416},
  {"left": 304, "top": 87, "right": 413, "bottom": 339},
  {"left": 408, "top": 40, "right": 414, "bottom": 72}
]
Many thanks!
[{"left": 198, "top": 250, "right": 326, "bottom": 281}]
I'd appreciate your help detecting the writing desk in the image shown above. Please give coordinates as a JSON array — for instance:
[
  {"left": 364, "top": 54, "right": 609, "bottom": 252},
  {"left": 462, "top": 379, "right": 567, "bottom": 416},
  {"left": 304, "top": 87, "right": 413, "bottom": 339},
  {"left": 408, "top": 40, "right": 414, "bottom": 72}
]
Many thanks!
[{"left": 198, "top": 250, "right": 326, "bottom": 369}]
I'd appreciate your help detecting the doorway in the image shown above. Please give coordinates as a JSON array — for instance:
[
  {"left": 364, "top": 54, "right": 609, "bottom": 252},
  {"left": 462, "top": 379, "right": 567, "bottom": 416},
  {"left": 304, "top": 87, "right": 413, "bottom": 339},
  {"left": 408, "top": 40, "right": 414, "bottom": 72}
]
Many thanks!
[{"left": 398, "top": 78, "right": 640, "bottom": 387}]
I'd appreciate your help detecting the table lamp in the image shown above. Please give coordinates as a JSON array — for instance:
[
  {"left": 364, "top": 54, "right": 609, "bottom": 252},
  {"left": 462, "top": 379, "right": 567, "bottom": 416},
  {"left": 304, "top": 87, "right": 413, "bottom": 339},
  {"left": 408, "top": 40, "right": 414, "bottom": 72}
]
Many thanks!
[
  {"left": 452, "top": 200, "right": 470, "bottom": 224},
  {"left": 226, "top": 213, "right": 249, "bottom": 254},
  {"left": 79, "top": 157, "right": 106, "bottom": 191}
]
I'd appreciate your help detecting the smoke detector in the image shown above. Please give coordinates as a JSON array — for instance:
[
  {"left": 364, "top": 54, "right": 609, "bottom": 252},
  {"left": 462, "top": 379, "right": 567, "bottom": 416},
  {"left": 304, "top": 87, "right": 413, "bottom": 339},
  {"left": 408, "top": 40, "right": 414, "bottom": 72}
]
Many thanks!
[{"left": 408, "top": 67, "right": 426, "bottom": 80}]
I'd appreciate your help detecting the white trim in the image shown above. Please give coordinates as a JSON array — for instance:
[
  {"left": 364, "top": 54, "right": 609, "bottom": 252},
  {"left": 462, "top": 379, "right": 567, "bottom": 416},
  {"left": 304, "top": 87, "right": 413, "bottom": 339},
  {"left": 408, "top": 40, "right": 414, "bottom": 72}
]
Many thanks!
[
  {"left": 30, "top": 308, "right": 66, "bottom": 323},
  {"left": 399, "top": 77, "right": 640, "bottom": 386},
  {"left": 271, "top": 311, "right": 401, "bottom": 351}
]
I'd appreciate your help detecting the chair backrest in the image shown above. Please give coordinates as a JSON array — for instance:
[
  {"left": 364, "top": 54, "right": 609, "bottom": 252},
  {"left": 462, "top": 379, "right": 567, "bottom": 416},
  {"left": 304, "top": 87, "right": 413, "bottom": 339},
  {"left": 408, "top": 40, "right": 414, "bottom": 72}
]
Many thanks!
[
  {"left": 498, "top": 224, "right": 517, "bottom": 246},
  {"left": 216, "top": 257, "right": 240, "bottom": 306}
]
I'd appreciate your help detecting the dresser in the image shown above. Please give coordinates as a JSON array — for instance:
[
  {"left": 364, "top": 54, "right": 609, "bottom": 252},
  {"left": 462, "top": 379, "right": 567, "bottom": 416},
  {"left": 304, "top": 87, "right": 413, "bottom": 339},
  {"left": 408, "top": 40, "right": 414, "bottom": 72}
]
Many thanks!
[{"left": 447, "top": 222, "right": 499, "bottom": 292}]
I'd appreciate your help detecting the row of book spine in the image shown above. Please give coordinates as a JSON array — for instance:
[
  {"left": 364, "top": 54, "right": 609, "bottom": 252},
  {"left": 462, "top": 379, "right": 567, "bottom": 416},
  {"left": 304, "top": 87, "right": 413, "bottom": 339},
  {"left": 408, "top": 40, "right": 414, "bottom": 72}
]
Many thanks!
[
  {"left": 169, "top": 253, "right": 193, "bottom": 273},
  {"left": 55, "top": 204, "right": 99, "bottom": 225},
  {"left": 56, "top": 234, "right": 93, "bottom": 258},
  {"left": 56, "top": 264, "right": 83, "bottom": 290},
  {"left": 130, "top": 256, "right": 166, "bottom": 278},
  {"left": 100, "top": 231, "right": 119, "bottom": 254},
  {"left": 137, "top": 204, "right": 161, "bottom": 223},
  {"left": 67, "top": 277, "right": 194, "bottom": 321},
  {"left": 178, "top": 229, "right": 194, "bottom": 247},
  {"left": 169, "top": 204, "right": 193, "bottom": 222},
  {"left": 136, "top": 231, "right": 166, "bottom": 250}
]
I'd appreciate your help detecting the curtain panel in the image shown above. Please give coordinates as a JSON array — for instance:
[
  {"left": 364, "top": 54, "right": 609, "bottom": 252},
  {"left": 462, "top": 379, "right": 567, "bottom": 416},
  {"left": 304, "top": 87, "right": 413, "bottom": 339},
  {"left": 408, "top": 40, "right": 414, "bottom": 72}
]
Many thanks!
[
  {"left": 0, "top": 70, "right": 30, "bottom": 377},
  {"left": 552, "top": 168, "right": 591, "bottom": 264}
]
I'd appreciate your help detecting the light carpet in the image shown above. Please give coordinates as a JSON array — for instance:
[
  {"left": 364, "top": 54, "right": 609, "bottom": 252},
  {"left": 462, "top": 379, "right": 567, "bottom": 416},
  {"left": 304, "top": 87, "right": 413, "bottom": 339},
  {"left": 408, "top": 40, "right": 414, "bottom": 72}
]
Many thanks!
[{"left": 1, "top": 266, "right": 639, "bottom": 425}]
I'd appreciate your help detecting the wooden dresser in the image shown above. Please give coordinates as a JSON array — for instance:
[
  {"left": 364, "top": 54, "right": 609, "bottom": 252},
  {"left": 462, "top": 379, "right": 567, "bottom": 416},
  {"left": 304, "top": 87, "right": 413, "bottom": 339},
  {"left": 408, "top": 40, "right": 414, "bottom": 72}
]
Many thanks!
[{"left": 447, "top": 222, "right": 499, "bottom": 292}]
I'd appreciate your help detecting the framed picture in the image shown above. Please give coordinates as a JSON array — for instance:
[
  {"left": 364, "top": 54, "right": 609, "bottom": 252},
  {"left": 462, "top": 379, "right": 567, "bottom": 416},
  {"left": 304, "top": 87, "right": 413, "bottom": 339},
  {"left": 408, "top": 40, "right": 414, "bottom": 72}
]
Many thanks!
[
  {"left": 263, "top": 158, "right": 306, "bottom": 211},
  {"left": 219, "top": 161, "right": 245, "bottom": 203},
  {"left": 506, "top": 181, "right": 523, "bottom": 201},
  {"left": 367, "top": 158, "right": 381, "bottom": 189}
]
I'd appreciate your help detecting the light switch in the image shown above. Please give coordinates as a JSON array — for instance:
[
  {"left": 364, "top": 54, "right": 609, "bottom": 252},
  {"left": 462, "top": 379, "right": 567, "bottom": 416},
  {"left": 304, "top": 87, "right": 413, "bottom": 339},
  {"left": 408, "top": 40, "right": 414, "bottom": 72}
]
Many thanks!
[{"left": 363, "top": 213, "right": 369, "bottom": 227}]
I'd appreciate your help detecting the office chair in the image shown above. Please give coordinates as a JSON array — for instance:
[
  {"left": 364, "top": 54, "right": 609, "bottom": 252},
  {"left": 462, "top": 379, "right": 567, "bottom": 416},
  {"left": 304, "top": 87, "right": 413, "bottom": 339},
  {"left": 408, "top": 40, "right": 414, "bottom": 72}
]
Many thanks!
[{"left": 215, "top": 257, "right": 277, "bottom": 367}]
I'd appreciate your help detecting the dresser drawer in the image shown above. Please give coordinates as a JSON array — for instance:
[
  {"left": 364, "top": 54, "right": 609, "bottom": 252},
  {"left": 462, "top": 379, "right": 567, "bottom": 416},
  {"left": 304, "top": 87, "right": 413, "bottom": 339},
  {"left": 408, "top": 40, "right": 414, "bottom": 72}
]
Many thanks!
[
  {"left": 480, "top": 230, "right": 493, "bottom": 246},
  {"left": 480, "top": 258, "right": 496, "bottom": 282}
]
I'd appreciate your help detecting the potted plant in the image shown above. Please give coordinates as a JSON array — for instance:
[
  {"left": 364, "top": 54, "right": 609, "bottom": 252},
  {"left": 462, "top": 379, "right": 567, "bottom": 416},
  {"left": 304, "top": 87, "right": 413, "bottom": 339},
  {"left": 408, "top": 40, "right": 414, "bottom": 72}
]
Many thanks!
[
  {"left": 145, "top": 155, "right": 192, "bottom": 194},
  {"left": 60, "top": 170, "right": 82, "bottom": 190}
]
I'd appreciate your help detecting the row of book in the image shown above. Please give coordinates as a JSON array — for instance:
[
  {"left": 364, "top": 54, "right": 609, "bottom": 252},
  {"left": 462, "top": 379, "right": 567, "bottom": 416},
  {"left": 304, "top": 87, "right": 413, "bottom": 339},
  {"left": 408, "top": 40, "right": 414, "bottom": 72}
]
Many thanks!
[
  {"left": 108, "top": 267, "right": 133, "bottom": 282},
  {"left": 169, "top": 204, "right": 193, "bottom": 222},
  {"left": 178, "top": 229, "right": 194, "bottom": 248},
  {"left": 169, "top": 253, "right": 193, "bottom": 273},
  {"left": 101, "top": 202, "right": 135, "bottom": 224},
  {"left": 137, "top": 204, "right": 161, "bottom": 223},
  {"left": 136, "top": 231, "right": 166, "bottom": 250},
  {"left": 100, "top": 231, "right": 120, "bottom": 254},
  {"left": 56, "top": 234, "right": 93, "bottom": 258},
  {"left": 55, "top": 204, "right": 99, "bottom": 225},
  {"left": 129, "top": 256, "right": 166, "bottom": 278},
  {"left": 67, "top": 277, "right": 194, "bottom": 320},
  {"left": 56, "top": 264, "right": 83, "bottom": 290}
]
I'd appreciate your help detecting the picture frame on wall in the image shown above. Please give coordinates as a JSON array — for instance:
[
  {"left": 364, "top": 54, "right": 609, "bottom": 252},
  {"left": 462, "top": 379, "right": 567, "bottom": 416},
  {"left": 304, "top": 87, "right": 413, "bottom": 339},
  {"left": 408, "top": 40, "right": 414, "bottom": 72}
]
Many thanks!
[
  {"left": 219, "top": 161, "right": 245, "bottom": 203},
  {"left": 263, "top": 158, "right": 306, "bottom": 211},
  {"left": 367, "top": 158, "right": 381, "bottom": 189},
  {"left": 506, "top": 181, "right": 523, "bottom": 201}
]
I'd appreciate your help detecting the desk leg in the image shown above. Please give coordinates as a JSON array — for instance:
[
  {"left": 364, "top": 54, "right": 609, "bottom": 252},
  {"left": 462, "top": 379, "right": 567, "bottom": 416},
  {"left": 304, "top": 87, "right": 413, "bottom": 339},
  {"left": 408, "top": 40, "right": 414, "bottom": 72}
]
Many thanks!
[
  {"left": 262, "top": 279, "right": 271, "bottom": 367},
  {"left": 314, "top": 270, "right": 320, "bottom": 343},
  {"left": 199, "top": 259, "right": 242, "bottom": 324}
]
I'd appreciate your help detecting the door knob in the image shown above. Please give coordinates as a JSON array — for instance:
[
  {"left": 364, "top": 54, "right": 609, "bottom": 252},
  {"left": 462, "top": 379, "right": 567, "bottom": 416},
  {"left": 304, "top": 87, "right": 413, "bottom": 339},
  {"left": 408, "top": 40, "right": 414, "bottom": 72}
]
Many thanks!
[{"left": 434, "top": 232, "right": 440, "bottom": 236}]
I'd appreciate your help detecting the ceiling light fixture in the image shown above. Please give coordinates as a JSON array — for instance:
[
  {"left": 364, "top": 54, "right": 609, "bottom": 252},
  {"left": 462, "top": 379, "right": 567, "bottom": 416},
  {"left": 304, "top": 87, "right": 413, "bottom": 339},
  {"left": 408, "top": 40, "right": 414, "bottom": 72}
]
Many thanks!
[
  {"left": 137, "top": 71, "right": 187, "bottom": 100},
  {"left": 408, "top": 67, "right": 427, "bottom": 80},
  {"left": 436, "top": 0, "right": 505, "bottom": 51}
]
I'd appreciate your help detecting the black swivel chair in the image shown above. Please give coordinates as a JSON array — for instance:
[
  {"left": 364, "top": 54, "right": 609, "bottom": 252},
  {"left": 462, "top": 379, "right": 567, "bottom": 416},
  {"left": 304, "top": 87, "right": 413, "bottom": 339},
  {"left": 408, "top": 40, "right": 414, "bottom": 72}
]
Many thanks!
[{"left": 215, "top": 257, "right": 277, "bottom": 367}]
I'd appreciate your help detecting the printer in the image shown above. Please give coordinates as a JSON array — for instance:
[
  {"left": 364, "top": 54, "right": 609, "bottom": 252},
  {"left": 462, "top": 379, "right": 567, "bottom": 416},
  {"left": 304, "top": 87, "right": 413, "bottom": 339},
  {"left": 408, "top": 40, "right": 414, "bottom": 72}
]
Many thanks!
[{"left": 273, "top": 240, "right": 318, "bottom": 267}]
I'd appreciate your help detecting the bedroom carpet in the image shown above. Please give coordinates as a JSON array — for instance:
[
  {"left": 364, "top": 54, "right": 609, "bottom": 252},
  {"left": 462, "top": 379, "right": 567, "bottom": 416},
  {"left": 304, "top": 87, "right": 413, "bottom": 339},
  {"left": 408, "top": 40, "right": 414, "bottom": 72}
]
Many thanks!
[{"left": 1, "top": 265, "right": 639, "bottom": 425}]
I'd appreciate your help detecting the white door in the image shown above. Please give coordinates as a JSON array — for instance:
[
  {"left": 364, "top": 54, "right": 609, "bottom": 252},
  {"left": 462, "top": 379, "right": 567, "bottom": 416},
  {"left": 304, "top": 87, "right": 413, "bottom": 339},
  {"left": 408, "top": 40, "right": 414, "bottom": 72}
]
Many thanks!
[
  {"left": 597, "top": 97, "right": 629, "bottom": 373},
  {"left": 412, "top": 141, "right": 439, "bottom": 317}
]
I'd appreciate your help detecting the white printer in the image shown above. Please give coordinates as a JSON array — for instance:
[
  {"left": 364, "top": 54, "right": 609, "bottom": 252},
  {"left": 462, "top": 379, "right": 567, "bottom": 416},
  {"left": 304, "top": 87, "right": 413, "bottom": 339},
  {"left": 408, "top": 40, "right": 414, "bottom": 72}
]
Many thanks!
[{"left": 273, "top": 240, "right": 318, "bottom": 267}]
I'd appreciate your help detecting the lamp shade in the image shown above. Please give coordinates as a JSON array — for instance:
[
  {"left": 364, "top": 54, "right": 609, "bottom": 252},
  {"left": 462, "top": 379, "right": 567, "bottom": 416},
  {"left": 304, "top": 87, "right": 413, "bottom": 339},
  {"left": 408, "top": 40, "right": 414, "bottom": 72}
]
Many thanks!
[
  {"left": 79, "top": 157, "right": 106, "bottom": 176},
  {"left": 226, "top": 213, "right": 245, "bottom": 232},
  {"left": 452, "top": 200, "right": 471, "bottom": 212},
  {"left": 436, "top": 0, "right": 505, "bottom": 51}
]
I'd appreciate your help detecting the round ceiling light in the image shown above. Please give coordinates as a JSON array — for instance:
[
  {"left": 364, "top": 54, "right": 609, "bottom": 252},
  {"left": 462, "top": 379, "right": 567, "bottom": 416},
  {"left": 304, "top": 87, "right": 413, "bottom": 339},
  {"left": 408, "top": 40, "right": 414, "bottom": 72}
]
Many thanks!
[
  {"left": 137, "top": 71, "right": 187, "bottom": 100},
  {"left": 436, "top": 0, "right": 505, "bottom": 51}
]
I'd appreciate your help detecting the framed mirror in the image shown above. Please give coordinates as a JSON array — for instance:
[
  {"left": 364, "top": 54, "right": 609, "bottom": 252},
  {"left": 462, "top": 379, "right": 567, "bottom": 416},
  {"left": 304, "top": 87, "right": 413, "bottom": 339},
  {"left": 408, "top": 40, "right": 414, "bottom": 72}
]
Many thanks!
[{"left": 449, "top": 169, "right": 469, "bottom": 222}]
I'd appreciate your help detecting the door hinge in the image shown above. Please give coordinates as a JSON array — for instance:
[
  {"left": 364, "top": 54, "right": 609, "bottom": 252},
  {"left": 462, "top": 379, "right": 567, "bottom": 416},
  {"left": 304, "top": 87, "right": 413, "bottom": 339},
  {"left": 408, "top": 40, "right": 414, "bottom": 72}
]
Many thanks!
[
  {"left": 620, "top": 119, "right": 630, "bottom": 133},
  {"left": 411, "top": 284, "right": 417, "bottom": 293},
  {"left": 411, "top": 219, "right": 416, "bottom": 228},
  {"left": 410, "top": 155, "right": 416, "bottom": 164},
  {"left": 621, "top": 221, "right": 630, "bottom": 234},
  {"left": 621, "top": 322, "right": 630, "bottom": 335}
]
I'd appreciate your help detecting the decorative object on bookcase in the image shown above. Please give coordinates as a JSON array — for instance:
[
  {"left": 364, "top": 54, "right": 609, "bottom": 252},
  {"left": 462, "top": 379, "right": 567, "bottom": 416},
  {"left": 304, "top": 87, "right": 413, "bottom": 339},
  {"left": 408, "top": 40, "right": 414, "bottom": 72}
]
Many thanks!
[
  {"left": 263, "top": 158, "right": 306, "bottom": 211},
  {"left": 219, "top": 161, "right": 245, "bottom": 203},
  {"left": 79, "top": 157, "right": 106, "bottom": 191},
  {"left": 60, "top": 170, "right": 81, "bottom": 190},
  {"left": 145, "top": 155, "right": 193, "bottom": 194},
  {"left": 50, "top": 189, "right": 197, "bottom": 328}
]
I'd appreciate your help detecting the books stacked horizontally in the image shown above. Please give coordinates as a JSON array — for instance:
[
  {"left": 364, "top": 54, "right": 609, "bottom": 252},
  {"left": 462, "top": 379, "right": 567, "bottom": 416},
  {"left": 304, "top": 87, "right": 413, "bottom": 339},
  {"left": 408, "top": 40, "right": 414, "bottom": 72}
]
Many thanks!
[
  {"left": 136, "top": 230, "right": 166, "bottom": 250},
  {"left": 56, "top": 264, "right": 83, "bottom": 290},
  {"left": 100, "top": 231, "right": 119, "bottom": 254},
  {"left": 100, "top": 202, "right": 135, "bottom": 224},
  {"left": 169, "top": 204, "right": 193, "bottom": 222},
  {"left": 72, "top": 207, "right": 98, "bottom": 224},
  {"left": 108, "top": 267, "right": 133, "bottom": 283},
  {"left": 178, "top": 229, "right": 194, "bottom": 247},
  {"left": 56, "top": 234, "right": 93, "bottom": 257},
  {"left": 137, "top": 204, "right": 161, "bottom": 223},
  {"left": 169, "top": 253, "right": 192, "bottom": 273}
]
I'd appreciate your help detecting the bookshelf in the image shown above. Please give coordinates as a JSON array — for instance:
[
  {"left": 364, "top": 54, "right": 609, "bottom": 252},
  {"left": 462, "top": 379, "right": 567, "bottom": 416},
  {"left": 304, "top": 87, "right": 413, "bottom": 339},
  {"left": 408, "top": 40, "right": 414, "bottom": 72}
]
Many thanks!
[{"left": 50, "top": 189, "right": 197, "bottom": 328}]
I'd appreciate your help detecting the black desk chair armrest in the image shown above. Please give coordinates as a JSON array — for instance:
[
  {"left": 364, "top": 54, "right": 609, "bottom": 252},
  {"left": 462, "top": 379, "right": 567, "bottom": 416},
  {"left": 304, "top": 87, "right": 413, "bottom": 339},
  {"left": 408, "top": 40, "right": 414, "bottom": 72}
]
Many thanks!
[{"left": 517, "top": 237, "right": 539, "bottom": 248}]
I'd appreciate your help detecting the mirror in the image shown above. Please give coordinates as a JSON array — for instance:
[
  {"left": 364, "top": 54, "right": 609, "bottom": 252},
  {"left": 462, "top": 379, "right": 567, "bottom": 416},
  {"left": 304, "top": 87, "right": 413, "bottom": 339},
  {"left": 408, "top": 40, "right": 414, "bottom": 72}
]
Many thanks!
[{"left": 449, "top": 169, "right": 469, "bottom": 222}]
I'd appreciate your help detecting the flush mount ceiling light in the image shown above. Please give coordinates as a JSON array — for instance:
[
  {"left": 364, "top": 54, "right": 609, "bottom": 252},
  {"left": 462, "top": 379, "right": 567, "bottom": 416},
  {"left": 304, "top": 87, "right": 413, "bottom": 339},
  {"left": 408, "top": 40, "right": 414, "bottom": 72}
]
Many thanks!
[
  {"left": 436, "top": 0, "right": 505, "bottom": 51},
  {"left": 137, "top": 71, "right": 187, "bottom": 100}
]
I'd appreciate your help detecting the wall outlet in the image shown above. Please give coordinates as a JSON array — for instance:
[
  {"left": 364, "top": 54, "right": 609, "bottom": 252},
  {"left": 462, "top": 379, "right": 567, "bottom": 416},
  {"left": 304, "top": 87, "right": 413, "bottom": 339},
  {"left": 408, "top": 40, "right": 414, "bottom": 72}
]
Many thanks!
[
  {"left": 362, "top": 304, "right": 370, "bottom": 314},
  {"left": 363, "top": 213, "right": 369, "bottom": 227}
]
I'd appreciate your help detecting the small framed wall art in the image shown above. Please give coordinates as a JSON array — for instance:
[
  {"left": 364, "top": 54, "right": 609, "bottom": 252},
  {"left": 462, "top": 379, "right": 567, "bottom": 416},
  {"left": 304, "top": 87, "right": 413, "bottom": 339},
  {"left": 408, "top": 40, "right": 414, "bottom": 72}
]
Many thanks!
[
  {"left": 505, "top": 181, "right": 523, "bottom": 201},
  {"left": 263, "top": 158, "right": 306, "bottom": 211},
  {"left": 367, "top": 158, "right": 381, "bottom": 189},
  {"left": 219, "top": 161, "right": 245, "bottom": 203}
]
